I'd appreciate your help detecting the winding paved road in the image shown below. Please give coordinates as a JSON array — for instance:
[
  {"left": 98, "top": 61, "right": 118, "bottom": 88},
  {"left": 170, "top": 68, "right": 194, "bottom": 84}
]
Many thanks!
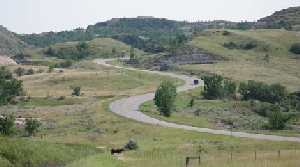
[{"left": 93, "top": 59, "right": 300, "bottom": 142}]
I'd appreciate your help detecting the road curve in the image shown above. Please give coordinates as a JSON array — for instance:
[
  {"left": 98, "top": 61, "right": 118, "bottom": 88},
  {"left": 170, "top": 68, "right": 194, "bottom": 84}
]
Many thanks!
[{"left": 93, "top": 59, "right": 300, "bottom": 142}]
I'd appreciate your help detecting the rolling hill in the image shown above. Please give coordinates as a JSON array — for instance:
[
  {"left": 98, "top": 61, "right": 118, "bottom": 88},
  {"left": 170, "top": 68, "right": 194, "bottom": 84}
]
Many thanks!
[
  {"left": 0, "top": 25, "right": 30, "bottom": 56},
  {"left": 14, "top": 38, "right": 144, "bottom": 66},
  {"left": 131, "top": 29, "right": 300, "bottom": 92},
  {"left": 254, "top": 6, "right": 300, "bottom": 30}
]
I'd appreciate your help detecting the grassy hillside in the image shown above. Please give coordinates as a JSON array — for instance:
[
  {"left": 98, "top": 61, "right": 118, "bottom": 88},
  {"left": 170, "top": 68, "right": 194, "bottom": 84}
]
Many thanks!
[
  {"left": 0, "top": 25, "right": 30, "bottom": 56},
  {"left": 255, "top": 6, "right": 300, "bottom": 30},
  {"left": 1, "top": 63, "right": 300, "bottom": 167},
  {"left": 15, "top": 38, "right": 144, "bottom": 66},
  {"left": 17, "top": 17, "right": 233, "bottom": 51},
  {"left": 183, "top": 29, "right": 300, "bottom": 92}
]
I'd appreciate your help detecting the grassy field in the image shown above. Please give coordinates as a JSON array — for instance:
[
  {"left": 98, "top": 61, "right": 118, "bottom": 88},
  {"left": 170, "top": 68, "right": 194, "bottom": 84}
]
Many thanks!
[{"left": 183, "top": 29, "right": 300, "bottom": 92}]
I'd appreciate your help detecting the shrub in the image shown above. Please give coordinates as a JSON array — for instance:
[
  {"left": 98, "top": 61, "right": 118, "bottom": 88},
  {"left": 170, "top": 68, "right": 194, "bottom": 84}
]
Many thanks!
[
  {"left": 14, "top": 67, "right": 25, "bottom": 77},
  {"left": 222, "top": 31, "right": 231, "bottom": 36},
  {"left": 58, "top": 96, "right": 66, "bottom": 100},
  {"left": 25, "top": 118, "right": 41, "bottom": 136},
  {"left": 223, "top": 42, "right": 238, "bottom": 49},
  {"left": 26, "top": 68, "right": 35, "bottom": 75},
  {"left": 187, "top": 98, "right": 195, "bottom": 107},
  {"left": 290, "top": 43, "right": 300, "bottom": 54},
  {"left": 70, "top": 86, "right": 81, "bottom": 96},
  {"left": 124, "top": 140, "right": 139, "bottom": 150},
  {"left": 160, "top": 60, "right": 178, "bottom": 71},
  {"left": 243, "top": 42, "right": 257, "bottom": 50}
]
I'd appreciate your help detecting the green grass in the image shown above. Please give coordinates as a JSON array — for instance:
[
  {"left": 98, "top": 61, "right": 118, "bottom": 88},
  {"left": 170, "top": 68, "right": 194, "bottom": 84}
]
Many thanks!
[
  {"left": 2, "top": 48, "right": 300, "bottom": 166},
  {"left": 23, "top": 38, "right": 145, "bottom": 66},
  {"left": 18, "top": 62, "right": 180, "bottom": 97},
  {"left": 179, "top": 29, "right": 300, "bottom": 92},
  {"left": 17, "top": 97, "right": 88, "bottom": 107}
]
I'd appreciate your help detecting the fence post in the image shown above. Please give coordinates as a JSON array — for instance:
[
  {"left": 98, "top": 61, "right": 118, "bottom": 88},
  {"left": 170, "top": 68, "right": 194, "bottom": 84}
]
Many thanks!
[
  {"left": 199, "top": 155, "right": 201, "bottom": 164},
  {"left": 231, "top": 152, "right": 233, "bottom": 161},
  {"left": 186, "top": 157, "right": 189, "bottom": 167},
  {"left": 255, "top": 151, "right": 257, "bottom": 160},
  {"left": 278, "top": 150, "right": 280, "bottom": 158}
]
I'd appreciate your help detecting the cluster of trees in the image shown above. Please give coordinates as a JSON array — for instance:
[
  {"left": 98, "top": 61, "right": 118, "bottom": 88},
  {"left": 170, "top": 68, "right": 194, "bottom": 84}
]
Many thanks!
[
  {"left": 17, "top": 28, "right": 94, "bottom": 48},
  {"left": 0, "top": 115, "right": 41, "bottom": 136},
  {"left": 52, "top": 59, "right": 72, "bottom": 68},
  {"left": 224, "top": 21, "right": 254, "bottom": 30},
  {"left": 238, "top": 80, "right": 287, "bottom": 104},
  {"left": 0, "top": 67, "right": 23, "bottom": 105},
  {"left": 168, "top": 33, "right": 188, "bottom": 51},
  {"left": 17, "top": 18, "right": 193, "bottom": 53},
  {"left": 201, "top": 74, "right": 299, "bottom": 130},
  {"left": 264, "top": 20, "right": 293, "bottom": 30},
  {"left": 201, "top": 75, "right": 237, "bottom": 100},
  {"left": 45, "top": 41, "right": 91, "bottom": 61},
  {"left": 201, "top": 75, "right": 290, "bottom": 104},
  {"left": 13, "top": 67, "right": 39, "bottom": 76},
  {"left": 223, "top": 41, "right": 257, "bottom": 50}
]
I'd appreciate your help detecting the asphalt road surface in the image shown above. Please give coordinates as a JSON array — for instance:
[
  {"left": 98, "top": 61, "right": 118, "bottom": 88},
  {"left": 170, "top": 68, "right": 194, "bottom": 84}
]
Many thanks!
[{"left": 93, "top": 59, "right": 300, "bottom": 142}]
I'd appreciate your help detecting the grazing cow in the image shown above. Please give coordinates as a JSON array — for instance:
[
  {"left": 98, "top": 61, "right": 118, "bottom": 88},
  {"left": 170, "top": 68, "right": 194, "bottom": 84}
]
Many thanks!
[{"left": 111, "top": 148, "right": 125, "bottom": 155}]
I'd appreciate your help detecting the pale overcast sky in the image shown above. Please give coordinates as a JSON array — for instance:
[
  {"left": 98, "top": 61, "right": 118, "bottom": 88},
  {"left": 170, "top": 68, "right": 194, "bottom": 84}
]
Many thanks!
[{"left": 1, "top": 0, "right": 300, "bottom": 34}]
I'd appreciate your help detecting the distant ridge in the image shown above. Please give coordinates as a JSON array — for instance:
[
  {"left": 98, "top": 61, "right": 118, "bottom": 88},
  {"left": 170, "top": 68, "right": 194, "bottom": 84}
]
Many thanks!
[{"left": 254, "top": 6, "right": 300, "bottom": 30}]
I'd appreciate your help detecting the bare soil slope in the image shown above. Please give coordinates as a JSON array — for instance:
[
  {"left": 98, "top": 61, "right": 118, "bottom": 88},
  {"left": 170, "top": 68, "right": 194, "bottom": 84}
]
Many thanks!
[{"left": 0, "top": 56, "right": 17, "bottom": 65}]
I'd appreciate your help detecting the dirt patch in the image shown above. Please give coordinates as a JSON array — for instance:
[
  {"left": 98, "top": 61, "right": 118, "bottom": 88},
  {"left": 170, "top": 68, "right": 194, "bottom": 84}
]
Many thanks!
[
  {"left": 168, "top": 44, "right": 228, "bottom": 65},
  {"left": 128, "top": 45, "right": 227, "bottom": 70},
  {"left": 0, "top": 55, "right": 18, "bottom": 65}
]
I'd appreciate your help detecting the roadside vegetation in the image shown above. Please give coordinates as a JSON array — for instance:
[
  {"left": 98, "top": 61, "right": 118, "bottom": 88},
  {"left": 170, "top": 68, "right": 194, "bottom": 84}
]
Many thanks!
[{"left": 1, "top": 6, "right": 300, "bottom": 166}]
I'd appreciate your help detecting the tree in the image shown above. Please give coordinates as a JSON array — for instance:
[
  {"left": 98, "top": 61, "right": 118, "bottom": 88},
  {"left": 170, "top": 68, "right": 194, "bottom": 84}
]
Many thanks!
[
  {"left": 238, "top": 80, "right": 287, "bottom": 104},
  {"left": 223, "top": 80, "right": 237, "bottom": 100},
  {"left": 154, "top": 80, "right": 177, "bottom": 117},
  {"left": 267, "top": 105, "right": 291, "bottom": 130},
  {"left": 75, "top": 41, "right": 90, "bottom": 60},
  {"left": 14, "top": 67, "right": 25, "bottom": 77},
  {"left": 112, "top": 47, "right": 117, "bottom": 54},
  {"left": 26, "top": 68, "right": 35, "bottom": 75},
  {"left": 201, "top": 75, "right": 223, "bottom": 100},
  {"left": 0, "top": 115, "right": 14, "bottom": 135},
  {"left": 45, "top": 47, "right": 56, "bottom": 56},
  {"left": 130, "top": 45, "right": 135, "bottom": 59},
  {"left": 269, "top": 83, "right": 287, "bottom": 104},
  {"left": 70, "top": 86, "right": 81, "bottom": 96},
  {"left": 188, "top": 98, "right": 195, "bottom": 107},
  {"left": 0, "top": 67, "right": 23, "bottom": 105},
  {"left": 25, "top": 118, "right": 41, "bottom": 136},
  {"left": 48, "top": 66, "right": 54, "bottom": 73}
]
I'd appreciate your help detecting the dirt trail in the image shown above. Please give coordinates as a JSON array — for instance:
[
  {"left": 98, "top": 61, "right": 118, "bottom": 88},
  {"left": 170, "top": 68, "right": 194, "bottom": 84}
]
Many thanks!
[{"left": 93, "top": 58, "right": 300, "bottom": 143}]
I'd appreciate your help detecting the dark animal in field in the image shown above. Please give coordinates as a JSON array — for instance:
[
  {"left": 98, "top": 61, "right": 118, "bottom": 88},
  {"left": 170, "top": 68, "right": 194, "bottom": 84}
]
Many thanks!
[
  {"left": 111, "top": 148, "right": 125, "bottom": 155},
  {"left": 194, "top": 80, "right": 199, "bottom": 85}
]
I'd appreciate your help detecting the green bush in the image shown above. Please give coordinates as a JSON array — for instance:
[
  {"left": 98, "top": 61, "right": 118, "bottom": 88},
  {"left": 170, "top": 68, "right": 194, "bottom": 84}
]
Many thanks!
[
  {"left": 290, "top": 43, "right": 300, "bottom": 54},
  {"left": 124, "top": 140, "right": 139, "bottom": 150},
  {"left": 70, "top": 86, "right": 81, "bottom": 96}
]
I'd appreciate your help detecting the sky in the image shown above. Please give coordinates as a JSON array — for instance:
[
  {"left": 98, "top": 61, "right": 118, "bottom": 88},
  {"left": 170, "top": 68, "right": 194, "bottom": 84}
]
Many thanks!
[{"left": 1, "top": 0, "right": 300, "bottom": 34}]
